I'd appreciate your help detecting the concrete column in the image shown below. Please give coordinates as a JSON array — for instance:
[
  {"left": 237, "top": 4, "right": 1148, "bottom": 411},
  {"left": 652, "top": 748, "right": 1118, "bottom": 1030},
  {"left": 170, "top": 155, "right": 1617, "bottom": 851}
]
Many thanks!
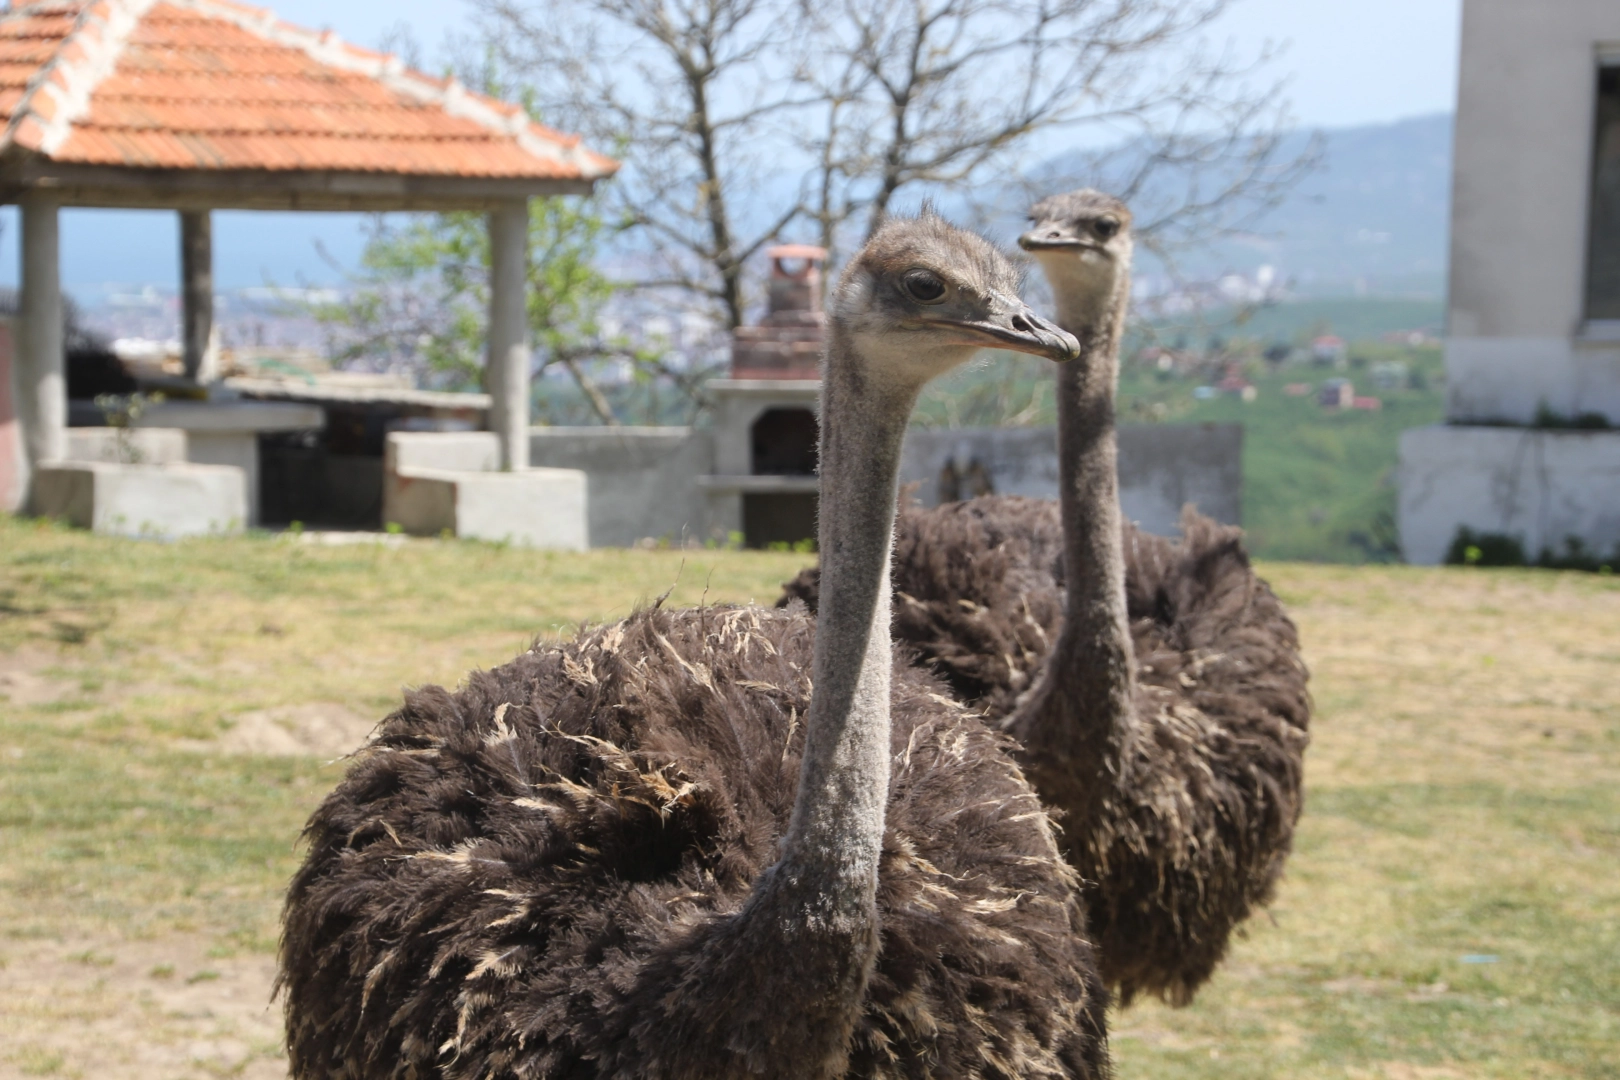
[
  {"left": 487, "top": 199, "right": 531, "bottom": 471},
  {"left": 180, "top": 209, "right": 217, "bottom": 383},
  {"left": 17, "top": 194, "right": 64, "bottom": 504},
  {"left": 0, "top": 318, "right": 23, "bottom": 513}
]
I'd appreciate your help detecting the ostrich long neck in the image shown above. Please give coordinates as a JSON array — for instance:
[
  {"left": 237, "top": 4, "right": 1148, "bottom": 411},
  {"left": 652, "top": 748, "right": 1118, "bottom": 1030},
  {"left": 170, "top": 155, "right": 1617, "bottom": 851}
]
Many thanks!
[
  {"left": 1009, "top": 268, "right": 1134, "bottom": 821},
  {"left": 714, "top": 322, "right": 913, "bottom": 1076},
  {"left": 779, "top": 324, "right": 907, "bottom": 907}
]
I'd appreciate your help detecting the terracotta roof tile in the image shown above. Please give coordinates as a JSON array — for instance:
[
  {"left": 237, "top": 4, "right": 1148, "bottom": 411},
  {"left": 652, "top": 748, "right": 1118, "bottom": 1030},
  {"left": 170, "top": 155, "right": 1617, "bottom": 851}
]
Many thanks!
[{"left": 0, "top": 0, "right": 618, "bottom": 182}]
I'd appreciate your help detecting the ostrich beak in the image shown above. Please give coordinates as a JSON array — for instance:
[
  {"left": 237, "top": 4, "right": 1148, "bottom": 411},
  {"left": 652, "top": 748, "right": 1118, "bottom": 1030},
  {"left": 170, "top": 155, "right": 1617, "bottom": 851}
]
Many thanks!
[
  {"left": 932, "top": 299, "right": 1079, "bottom": 362},
  {"left": 1018, "top": 225, "right": 1090, "bottom": 252}
]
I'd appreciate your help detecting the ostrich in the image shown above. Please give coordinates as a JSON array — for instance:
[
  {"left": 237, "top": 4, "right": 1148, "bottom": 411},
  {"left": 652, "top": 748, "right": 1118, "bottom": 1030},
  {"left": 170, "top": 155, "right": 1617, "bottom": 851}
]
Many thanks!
[
  {"left": 778, "top": 192, "right": 1311, "bottom": 1006},
  {"left": 277, "top": 212, "right": 1113, "bottom": 1080}
]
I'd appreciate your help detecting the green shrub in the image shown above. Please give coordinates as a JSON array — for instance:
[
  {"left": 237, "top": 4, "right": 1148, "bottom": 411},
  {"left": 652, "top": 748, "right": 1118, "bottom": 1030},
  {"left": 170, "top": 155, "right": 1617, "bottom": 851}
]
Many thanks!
[{"left": 1445, "top": 526, "right": 1617, "bottom": 572}]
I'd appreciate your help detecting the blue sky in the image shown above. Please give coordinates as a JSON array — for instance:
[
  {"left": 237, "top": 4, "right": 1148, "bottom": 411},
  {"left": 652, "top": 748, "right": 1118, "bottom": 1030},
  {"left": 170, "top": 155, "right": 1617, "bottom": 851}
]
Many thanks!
[
  {"left": 261, "top": 0, "right": 1465, "bottom": 129},
  {"left": 0, "top": 0, "right": 1465, "bottom": 292}
]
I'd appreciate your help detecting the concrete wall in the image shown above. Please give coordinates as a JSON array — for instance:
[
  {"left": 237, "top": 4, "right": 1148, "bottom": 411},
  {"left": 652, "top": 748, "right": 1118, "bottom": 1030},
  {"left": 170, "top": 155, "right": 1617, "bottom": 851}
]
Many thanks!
[
  {"left": 530, "top": 427, "right": 714, "bottom": 546},
  {"left": 524, "top": 416, "right": 1242, "bottom": 547},
  {"left": 1399, "top": 425, "right": 1620, "bottom": 564},
  {"left": 898, "top": 422, "right": 1243, "bottom": 536},
  {"left": 1446, "top": 0, "right": 1620, "bottom": 423}
]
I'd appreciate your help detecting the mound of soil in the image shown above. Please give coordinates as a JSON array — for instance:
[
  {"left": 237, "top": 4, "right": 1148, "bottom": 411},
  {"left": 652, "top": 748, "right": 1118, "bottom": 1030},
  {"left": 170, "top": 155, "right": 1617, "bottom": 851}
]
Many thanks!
[{"left": 211, "top": 703, "right": 377, "bottom": 759}]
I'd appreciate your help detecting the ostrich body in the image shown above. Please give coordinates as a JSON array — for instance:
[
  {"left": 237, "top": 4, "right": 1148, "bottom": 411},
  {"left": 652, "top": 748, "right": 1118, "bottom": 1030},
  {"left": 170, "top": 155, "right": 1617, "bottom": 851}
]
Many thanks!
[
  {"left": 278, "top": 213, "right": 1111, "bottom": 1080},
  {"left": 777, "top": 193, "right": 1311, "bottom": 1006}
]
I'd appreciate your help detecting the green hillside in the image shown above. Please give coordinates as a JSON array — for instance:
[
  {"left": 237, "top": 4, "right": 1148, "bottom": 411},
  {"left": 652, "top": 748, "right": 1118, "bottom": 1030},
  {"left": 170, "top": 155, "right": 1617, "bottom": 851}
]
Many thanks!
[
  {"left": 1129, "top": 343, "right": 1445, "bottom": 562},
  {"left": 1185, "top": 297, "right": 1443, "bottom": 345}
]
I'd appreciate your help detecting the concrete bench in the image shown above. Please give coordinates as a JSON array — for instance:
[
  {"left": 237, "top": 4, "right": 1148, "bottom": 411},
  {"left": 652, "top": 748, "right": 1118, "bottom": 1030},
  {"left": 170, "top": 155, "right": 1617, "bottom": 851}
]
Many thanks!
[
  {"left": 33, "top": 458, "right": 247, "bottom": 538},
  {"left": 28, "top": 426, "right": 247, "bottom": 538},
  {"left": 135, "top": 399, "right": 325, "bottom": 526},
  {"left": 383, "top": 431, "right": 588, "bottom": 550}
]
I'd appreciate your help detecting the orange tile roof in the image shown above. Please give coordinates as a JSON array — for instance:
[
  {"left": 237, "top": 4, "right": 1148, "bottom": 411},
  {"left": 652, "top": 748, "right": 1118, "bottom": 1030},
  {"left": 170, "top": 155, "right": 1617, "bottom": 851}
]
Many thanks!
[{"left": 0, "top": 0, "right": 618, "bottom": 182}]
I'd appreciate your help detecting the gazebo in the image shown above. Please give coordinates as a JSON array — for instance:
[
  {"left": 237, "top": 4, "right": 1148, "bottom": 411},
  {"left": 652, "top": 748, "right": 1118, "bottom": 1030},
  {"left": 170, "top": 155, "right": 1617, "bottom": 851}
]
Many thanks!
[{"left": 0, "top": 0, "right": 617, "bottom": 517}]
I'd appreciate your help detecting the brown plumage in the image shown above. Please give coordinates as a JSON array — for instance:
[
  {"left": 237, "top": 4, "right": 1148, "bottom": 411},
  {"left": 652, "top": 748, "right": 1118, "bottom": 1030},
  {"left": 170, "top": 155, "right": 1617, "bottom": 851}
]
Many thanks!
[
  {"left": 777, "top": 192, "right": 1311, "bottom": 1007},
  {"left": 778, "top": 505, "right": 1309, "bottom": 1007},
  {"left": 780, "top": 496, "right": 1065, "bottom": 719},
  {"left": 278, "top": 212, "right": 1111, "bottom": 1080},
  {"left": 279, "top": 606, "right": 1107, "bottom": 1079}
]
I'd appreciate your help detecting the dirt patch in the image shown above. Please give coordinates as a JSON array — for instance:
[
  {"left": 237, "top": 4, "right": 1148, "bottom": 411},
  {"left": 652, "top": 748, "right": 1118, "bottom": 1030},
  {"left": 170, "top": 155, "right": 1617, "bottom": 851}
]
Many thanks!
[
  {"left": 0, "top": 934, "right": 284, "bottom": 1080},
  {"left": 1320, "top": 975, "right": 1397, "bottom": 996},
  {"left": 191, "top": 703, "right": 378, "bottom": 759},
  {"left": 1378, "top": 1066, "right": 1474, "bottom": 1080},
  {"left": 0, "top": 648, "right": 74, "bottom": 708}
]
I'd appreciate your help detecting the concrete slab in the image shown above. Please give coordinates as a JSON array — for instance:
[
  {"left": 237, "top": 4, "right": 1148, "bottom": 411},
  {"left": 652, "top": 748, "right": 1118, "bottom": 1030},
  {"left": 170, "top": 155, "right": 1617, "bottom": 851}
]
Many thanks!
[
  {"left": 383, "top": 431, "right": 588, "bottom": 549},
  {"left": 389, "top": 431, "right": 501, "bottom": 474},
  {"left": 137, "top": 399, "right": 324, "bottom": 433},
  {"left": 64, "top": 427, "right": 187, "bottom": 465},
  {"left": 32, "top": 460, "right": 247, "bottom": 538},
  {"left": 385, "top": 466, "right": 587, "bottom": 549},
  {"left": 1398, "top": 424, "right": 1620, "bottom": 564},
  {"left": 133, "top": 399, "right": 324, "bottom": 527}
]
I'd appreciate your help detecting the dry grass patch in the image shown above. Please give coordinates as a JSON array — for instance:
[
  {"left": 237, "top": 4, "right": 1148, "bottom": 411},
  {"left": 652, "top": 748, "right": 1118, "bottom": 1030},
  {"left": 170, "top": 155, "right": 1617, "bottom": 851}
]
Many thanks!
[{"left": 1, "top": 516, "right": 1617, "bottom": 1078}]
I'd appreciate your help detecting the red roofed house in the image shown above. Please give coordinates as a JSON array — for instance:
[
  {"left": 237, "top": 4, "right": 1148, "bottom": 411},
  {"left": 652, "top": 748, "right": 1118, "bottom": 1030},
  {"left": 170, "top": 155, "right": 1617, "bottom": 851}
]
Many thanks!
[{"left": 0, "top": 0, "right": 616, "bottom": 535}]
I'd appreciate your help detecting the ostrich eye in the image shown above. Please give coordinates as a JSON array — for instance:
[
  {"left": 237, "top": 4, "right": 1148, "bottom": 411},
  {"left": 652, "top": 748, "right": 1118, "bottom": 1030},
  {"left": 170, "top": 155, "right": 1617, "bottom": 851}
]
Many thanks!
[
  {"left": 1093, "top": 218, "right": 1120, "bottom": 240},
  {"left": 902, "top": 269, "right": 948, "bottom": 304}
]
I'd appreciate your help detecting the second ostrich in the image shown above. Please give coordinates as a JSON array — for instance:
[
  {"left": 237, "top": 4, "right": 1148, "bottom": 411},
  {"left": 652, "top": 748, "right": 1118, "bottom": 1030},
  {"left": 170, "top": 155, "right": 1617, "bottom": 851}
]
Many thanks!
[
  {"left": 278, "top": 212, "right": 1110, "bottom": 1080},
  {"left": 779, "top": 192, "right": 1311, "bottom": 1006}
]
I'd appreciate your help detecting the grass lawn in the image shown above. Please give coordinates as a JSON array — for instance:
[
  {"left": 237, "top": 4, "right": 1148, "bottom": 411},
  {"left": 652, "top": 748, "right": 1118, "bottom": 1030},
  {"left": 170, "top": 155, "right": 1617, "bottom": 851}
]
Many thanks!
[{"left": 1, "top": 515, "right": 1617, "bottom": 1078}]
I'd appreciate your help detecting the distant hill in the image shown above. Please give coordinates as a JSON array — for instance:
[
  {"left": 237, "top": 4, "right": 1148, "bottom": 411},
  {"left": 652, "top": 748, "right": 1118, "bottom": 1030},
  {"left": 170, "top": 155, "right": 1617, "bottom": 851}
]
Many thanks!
[
  {"left": 1031, "top": 113, "right": 1453, "bottom": 299},
  {"left": 1221, "top": 113, "right": 1451, "bottom": 297},
  {"left": 0, "top": 113, "right": 1454, "bottom": 303}
]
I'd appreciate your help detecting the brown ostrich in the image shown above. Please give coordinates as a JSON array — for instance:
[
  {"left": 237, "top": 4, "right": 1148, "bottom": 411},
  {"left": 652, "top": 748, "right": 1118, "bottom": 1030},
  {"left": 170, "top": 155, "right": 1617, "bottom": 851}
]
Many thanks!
[
  {"left": 277, "top": 212, "right": 1112, "bottom": 1080},
  {"left": 778, "top": 192, "right": 1311, "bottom": 1007}
]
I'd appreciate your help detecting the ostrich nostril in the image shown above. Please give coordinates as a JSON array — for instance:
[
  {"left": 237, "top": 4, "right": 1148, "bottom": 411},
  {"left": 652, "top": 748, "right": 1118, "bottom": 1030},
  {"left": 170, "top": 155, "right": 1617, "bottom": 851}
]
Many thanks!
[
  {"left": 1011, "top": 315, "right": 1033, "bottom": 333},
  {"left": 1048, "top": 230, "right": 1061, "bottom": 239}
]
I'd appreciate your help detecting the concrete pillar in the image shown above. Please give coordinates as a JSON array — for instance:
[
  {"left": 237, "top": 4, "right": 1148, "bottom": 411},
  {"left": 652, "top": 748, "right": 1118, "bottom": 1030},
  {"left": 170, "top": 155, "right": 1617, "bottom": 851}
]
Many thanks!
[
  {"left": 180, "top": 209, "right": 217, "bottom": 383},
  {"left": 0, "top": 317, "right": 23, "bottom": 513},
  {"left": 17, "top": 194, "right": 64, "bottom": 505},
  {"left": 487, "top": 199, "right": 531, "bottom": 471}
]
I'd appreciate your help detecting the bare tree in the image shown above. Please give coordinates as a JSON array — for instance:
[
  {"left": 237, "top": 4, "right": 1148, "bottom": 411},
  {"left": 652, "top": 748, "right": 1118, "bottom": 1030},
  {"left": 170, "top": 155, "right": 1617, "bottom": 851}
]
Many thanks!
[
  {"left": 812, "top": 1, "right": 1243, "bottom": 237},
  {"left": 1007, "top": 38, "right": 1321, "bottom": 279},
  {"left": 478, "top": 0, "right": 813, "bottom": 330},
  {"left": 478, "top": 0, "right": 1313, "bottom": 320}
]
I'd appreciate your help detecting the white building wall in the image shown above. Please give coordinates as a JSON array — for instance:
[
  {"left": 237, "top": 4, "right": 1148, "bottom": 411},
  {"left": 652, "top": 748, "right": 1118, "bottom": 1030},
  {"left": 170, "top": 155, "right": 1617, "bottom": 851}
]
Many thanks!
[
  {"left": 1402, "top": 0, "right": 1620, "bottom": 562},
  {"left": 1400, "top": 426, "right": 1620, "bottom": 564},
  {"left": 1445, "top": 0, "right": 1620, "bottom": 424}
]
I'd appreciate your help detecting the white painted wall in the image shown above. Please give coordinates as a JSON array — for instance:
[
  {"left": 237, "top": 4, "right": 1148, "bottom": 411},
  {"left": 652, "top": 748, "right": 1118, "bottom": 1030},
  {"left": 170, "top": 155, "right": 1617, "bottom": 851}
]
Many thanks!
[
  {"left": 1399, "top": 426, "right": 1620, "bottom": 564},
  {"left": 1445, "top": 0, "right": 1620, "bottom": 423}
]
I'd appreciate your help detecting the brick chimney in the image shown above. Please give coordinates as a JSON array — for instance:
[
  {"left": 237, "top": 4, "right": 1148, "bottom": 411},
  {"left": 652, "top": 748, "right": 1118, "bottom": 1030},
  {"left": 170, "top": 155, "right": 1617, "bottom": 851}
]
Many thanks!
[{"left": 730, "top": 244, "right": 827, "bottom": 379}]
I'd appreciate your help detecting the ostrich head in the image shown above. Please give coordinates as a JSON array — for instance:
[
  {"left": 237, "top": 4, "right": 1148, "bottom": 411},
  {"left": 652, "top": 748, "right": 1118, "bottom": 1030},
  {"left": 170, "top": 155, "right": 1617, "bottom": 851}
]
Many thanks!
[
  {"left": 831, "top": 209, "right": 1080, "bottom": 391},
  {"left": 1019, "top": 189, "right": 1133, "bottom": 326}
]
